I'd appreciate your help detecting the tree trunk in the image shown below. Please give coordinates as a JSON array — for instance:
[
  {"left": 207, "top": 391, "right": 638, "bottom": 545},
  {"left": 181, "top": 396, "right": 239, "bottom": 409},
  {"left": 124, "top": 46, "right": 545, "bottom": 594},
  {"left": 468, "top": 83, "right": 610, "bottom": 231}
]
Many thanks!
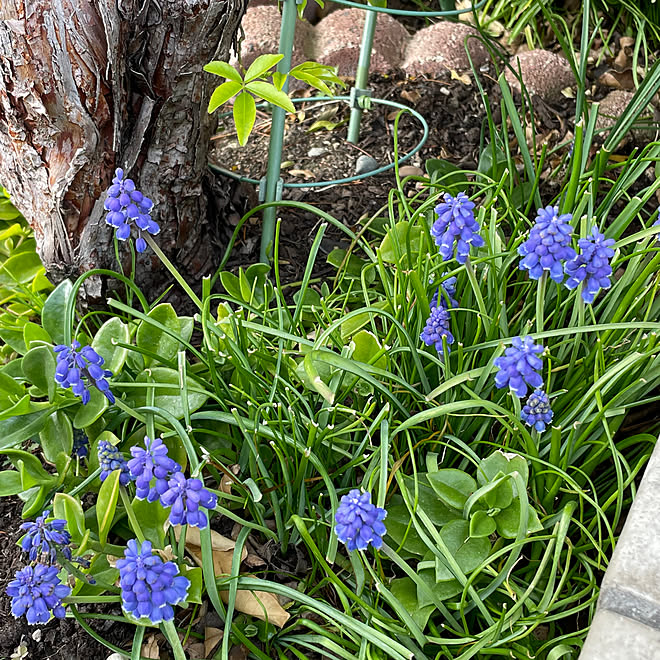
[{"left": 0, "top": 0, "right": 246, "bottom": 300}]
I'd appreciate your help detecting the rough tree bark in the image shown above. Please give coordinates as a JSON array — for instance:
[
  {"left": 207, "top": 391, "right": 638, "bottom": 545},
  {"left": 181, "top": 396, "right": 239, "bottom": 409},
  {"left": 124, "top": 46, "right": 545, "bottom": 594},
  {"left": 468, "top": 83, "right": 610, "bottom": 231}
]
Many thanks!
[{"left": 0, "top": 0, "right": 246, "bottom": 299}]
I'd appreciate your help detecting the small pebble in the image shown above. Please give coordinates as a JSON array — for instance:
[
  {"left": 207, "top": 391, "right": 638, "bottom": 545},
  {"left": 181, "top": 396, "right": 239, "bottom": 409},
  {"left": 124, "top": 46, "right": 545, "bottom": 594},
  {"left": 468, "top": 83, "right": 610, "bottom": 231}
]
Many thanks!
[
  {"left": 308, "top": 147, "right": 328, "bottom": 158},
  {"left": 355, "top": 155, "right": 380, "bottom": 175},
  {"left": 398, "top": 165, "right": 424, "bottom": 177}
]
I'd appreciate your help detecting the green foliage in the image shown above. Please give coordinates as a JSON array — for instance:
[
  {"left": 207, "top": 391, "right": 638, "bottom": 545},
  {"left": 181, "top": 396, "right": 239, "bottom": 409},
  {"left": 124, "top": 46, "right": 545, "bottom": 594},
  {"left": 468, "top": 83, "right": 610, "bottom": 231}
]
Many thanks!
[{"left": 204, "top": 54, "right": 344, "bottom": 145}]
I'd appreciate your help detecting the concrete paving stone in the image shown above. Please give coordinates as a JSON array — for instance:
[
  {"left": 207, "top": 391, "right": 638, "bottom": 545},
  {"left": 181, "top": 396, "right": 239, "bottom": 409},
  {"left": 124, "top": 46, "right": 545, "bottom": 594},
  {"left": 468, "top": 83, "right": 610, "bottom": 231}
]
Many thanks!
[{"left": 580, "top": 609, "right": 660, "bottom": 660}]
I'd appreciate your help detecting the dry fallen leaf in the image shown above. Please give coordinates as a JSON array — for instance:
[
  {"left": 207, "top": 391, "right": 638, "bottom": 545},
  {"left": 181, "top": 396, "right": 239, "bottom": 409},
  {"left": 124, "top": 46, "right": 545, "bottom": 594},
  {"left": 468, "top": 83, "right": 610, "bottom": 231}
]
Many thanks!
[
  {"left": 400, "top": 89, "right": 421, "bottom": 105},
  {"left": 176, "top": 526, "right": 291, "bottom": 628},
  {"left": 142, "top": 634, "right": 160, "bottom": 659},
  {"left": 186, "top": 642, "right": 206, "bottom": 659},
  {"left": 288, "top": 169, "right": 316, "bottom": 179},
  {"left": 204, "top": 627, "right": 224, "bottom": 658},
  {"left": 450, "top": 70, "right": 471, "bottom": 86}
]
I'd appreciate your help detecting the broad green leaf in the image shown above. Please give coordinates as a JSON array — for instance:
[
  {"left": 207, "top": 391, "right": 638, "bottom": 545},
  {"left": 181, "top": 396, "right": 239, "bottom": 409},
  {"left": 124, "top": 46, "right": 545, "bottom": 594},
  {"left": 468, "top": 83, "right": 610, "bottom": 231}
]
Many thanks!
[
  {"left": 73, "top": 387, "right": 108, "bottom": 428},
  {"left": 53, "top": 493, "right": 86, "bottom": 543},
  {"left": 494, "top": 498, "right": 543, "bottom": 539},
  {"left": 39, "top": 411, "right": 74, "bottom": 463},
  {"left": 0, "top": 394, "right": 31, "bottom": 421},
  {"left": 42, "top": 279, "right": 73, "bottom": 345},
  {"left": 0, "top": 408, "right": 51, "bottom": 450},
  {"left": 427, "top": 469, "right": 477, "bottom": 510},
  {"left": 23, "top": 321, "right": 52, "bottom": 349},
  {"left": 477, "top": 450, "right": 529, "bottom": 489},
  {"left": 434, "top": 520, "right": 490, "bottom": 582},
  {"left": 378, "top": 220, "right": 424, "bottom": 265},
  {"left": 0, "top": 251, "right": 43, "bottom": 285},
  {"left": 132, "top": 497, "right": 169, "bottom": 547},
  {"left": 469, "top": 510, "right": 497, "bottom": 538},
  {"left": 479, "top": 476, "right": 514, "bottom": 510},
  {"left": 385, "top": 503, "right": 428, "bottom": 556},
  {"left": 220, "top": 271, "right": 242, "bottom": 300},
  {"left": 130, "top": 367, "right": 209, "bottom": 420},
  {"left": 22, "top": 345, "right": 56, "bottom": 400},
  {"left": 398, "top": 475, "right": 461, "bottom": 526},
  {"left": 179, "top": 565, "right": 203, "bottom": 604},
  {"left": 135, "top": 303, "right": 180, "bottom": 366},
  {"left": 0, "top": 470, "right": 22, "bottom": 496},
  {"left": 245, "top": 80, "right": 295, "bottom": 113},
  {"left": 417, "top": 569, "right": 462, "bottom": 606},
  {"left": 1, "top": 449, "right": 54, "bottom": 487},
  {"left": 204, "top": 60, "right": 243, "bottom": 82},
  {"left": 350, "top": 330, "right": 387, "bottom": 369},
  {"left": 76, "top": 554, "right": 119, "bottom": 596},
  {"left": 0, "top": 325, "right": 27, "bottom": 354},
  {"left": 208, "top": 80, "right": 242, "bottom": 113},
  {"left": 244, "top": 53, "right": 284, "bottom": 82},
  {"left": 390, "top": 577, "right": 435, "bottom": 630},
  {"left": 233, "top": 92, "right": 257, "bottom": 146},
  {"left": 179, "top": 316, "right": 195, "bottom": 345},
  {"left": 424, "top": 158, "right": 465, "bottom": 192},
  {"left": 92, "top": 317, "right": 130, "bottom": 374},
  {"left": 97, "top": 468, "right": 121, "bottom": 546},
  {"left": 21, "top": 485, "right": 47, "bottom": 518},
  {"left": 0, "top": 370, "right": 25, "bottom": 398}
]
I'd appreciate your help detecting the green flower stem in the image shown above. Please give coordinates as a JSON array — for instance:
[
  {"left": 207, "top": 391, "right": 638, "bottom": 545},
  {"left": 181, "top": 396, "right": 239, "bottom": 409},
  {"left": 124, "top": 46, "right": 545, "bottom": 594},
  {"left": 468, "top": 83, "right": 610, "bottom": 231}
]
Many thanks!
[
  {"left": 145, "top": 235, "right": 202, "bottom": 310},
  {"left": 535, "top": 272, "right": 548, "bottom": 335},
  {"left": 64, "top": 595, "right": 121, "bottom": 604},
  {"left": 120, "top": 486, "right": 146, "bottom": 544},
  {"left": 464, "top": 256, "right": 491, "bottom": 336},
  {"left": 161, "top": 619, "right": 188, "bottom": 660}
]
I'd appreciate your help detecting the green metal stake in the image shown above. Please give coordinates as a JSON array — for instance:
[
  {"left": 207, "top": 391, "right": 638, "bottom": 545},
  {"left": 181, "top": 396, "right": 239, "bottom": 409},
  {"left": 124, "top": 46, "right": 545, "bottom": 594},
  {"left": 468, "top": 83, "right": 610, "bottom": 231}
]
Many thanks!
[
  {"left": 260, "top": 0, "right": 299, "bottom": 264},
  {"left": 347, "top": 1, "right": 383, "bottom": 144}
]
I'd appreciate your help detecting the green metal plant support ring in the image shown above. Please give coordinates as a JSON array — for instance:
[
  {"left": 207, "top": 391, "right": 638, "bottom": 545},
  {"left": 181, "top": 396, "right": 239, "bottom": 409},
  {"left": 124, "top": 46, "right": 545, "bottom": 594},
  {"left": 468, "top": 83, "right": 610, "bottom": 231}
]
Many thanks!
[
  {"left": 329, "top": 0, "right": 487, "bottom": 17},
  {"left": 208, "top": 94, "right": 429, "bottom": 188}
]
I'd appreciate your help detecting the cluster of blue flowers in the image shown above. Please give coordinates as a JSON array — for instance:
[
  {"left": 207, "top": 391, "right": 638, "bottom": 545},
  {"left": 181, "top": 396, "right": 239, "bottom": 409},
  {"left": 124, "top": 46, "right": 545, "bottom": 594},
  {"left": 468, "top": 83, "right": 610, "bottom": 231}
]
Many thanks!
[
  {"left": 494, "top": 335, "right": 544, "bottom": 398},
  {"left": 420, "top": 306, "right": 454, "bottom": 356},
  {"left": 19, "top": 511, "right": 72, "bottom": 563},
  {"left": 430, "top": 276, "right": 458, "bottom": 310},
  {"left": 104, "top": 168, "right": 159, "bottom": 253},
  {"left": 431, "top": 192, "right": 485, "bottom": 265},
  {"left": 101, "top": 436, "right": 218, "bottom": 529},
  {"left": 521, "top": 389, "right": 554, "bottom": 432},
  {"left": 54, "top": 341, "right": 115, "bottom": 405},
  {"left": 335, "top": 489, "right": 387, "bottom": 552},
  {"left": 117, "top": 539, "right": 190, "bottom": 623},
  {"left": 73, "top": 429, "right": 90, "bottom": 459},
  {"left": 518, "top": 206, "right": 616, "bottom": 304},
  {"left": 564, "top": 227, "right": 616, "bottom": 304},
  {"left": 6, "top": 564, "right": 70, "bottom": 625}
]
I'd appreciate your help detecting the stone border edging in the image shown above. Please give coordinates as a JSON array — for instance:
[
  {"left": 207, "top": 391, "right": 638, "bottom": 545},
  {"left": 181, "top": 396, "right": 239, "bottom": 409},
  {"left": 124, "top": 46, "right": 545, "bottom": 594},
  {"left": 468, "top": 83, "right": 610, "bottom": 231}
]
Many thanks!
[{"left": 579, "top": 434, "right": 660, "bottom": 659}]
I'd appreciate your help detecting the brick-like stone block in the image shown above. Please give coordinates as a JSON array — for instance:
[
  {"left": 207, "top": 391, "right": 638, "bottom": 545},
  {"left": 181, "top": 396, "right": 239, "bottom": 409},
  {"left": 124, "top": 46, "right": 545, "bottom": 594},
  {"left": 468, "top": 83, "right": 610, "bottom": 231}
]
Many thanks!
[
  {"left": 595, "top": 90, "right": 658, "bottom": 144},
  {"left": 402, "top": 21, "right": 489, "bottom": 77},
  {"left": 504, "top": 49, "right": 575, "bottom": 103},
  {"left": 580, "top": 609, "right": 660, "bottom": 660},
  {"left": 231, "top": 5, "right": 314, "bottom": 73},
  {"left": 315, "top": 8, "right": 410, "bottom": 76}
]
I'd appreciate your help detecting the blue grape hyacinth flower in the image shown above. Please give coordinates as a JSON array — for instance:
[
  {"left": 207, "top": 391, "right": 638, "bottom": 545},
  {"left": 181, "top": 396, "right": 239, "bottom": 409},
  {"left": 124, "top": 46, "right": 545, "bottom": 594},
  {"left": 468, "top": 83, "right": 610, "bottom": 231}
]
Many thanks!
[
  {"left": 420, "top": 306, "right": 454, "bottom": 356},
  {"left": 20, "top": 511, "right": 72, "bottom": 563},
  {"left": 73, "top": 429, "right": 90, "bottom": 459},
  {"left": 335, "top": 489, "right": 387, "bottom": 552},
  {"left": 521, "top": 389, "right": 554, "bottom": 432},
  {"left": 518, "top": 205, "right": 576, "bottom": 283},
  {"left": 431, "top": 192, "right": 485, "bottom": 264},
  {"left": 53, "top": 341, "right": 115, "bottom": 405},
  {"left": 430, "top": 276, "right": 458, "bottom": 310},
  {"left": 160, "top": 472, "right": 217, "bottom": 528},
  {"left": 6, "top": 563, "right": 70, "bottom": 625},
  {"left": 564, "top": 226, "right": 616, "bottom": 304},
  {"left": 98, "top": 440, "right": 132, "bottom": 486},
  {"left": 494, "top": 335, "right": 545, "bottom": 398},
  {"left": 117, "top": 539, "right": 190, "bottom": 624},
  {"left": 128, "top": 436, "right": 182, "bottom": 502},
  {"left": 104, "top": 168, "right": 160, "bottom": 253}
]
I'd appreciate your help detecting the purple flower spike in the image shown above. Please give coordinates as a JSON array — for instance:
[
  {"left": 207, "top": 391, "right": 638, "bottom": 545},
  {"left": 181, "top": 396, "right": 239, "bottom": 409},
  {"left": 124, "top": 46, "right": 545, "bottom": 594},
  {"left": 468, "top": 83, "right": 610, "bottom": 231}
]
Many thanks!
[
  {"left": 494, "top": 335, "right": 545, "bottom": 398},
  {"left": 104, "top": 168, "right": 160, "bottom": 251},
  {"left": 128, "top": 436, "right": 182, "bottom": 502},
  {"left": 160, "top": 473, "right": 217, "bottom": 528},
  {"left": 430, "top": 276, "right": 458, "bottom": 310},
  {"left": 6, "top": 563, "right": 70, "bottom": 625},
  {"left": 420, "top": 306, "right": 454, "bottom": 356},
  {"left": 564, "top": 226, "right": 616, "bottom": 304},
  {"left": 431, "top": 192, "right": 485, "bottom": 264},
  {"left": 335, "top": 490, "right": 387, "bottom": 552},
  {"left": 53, "top": 341, "right": 115, "bottom": 405},
  {"left": 117, "top": 539, "right": 190, "bottom": 624},
  {"left": 19, "top": 511, "right": 72, "bottom": 563},
  {"left": 98, "top": 440, "right": 132, "bottom": 486},
  {"left": 521, "top": 389, "right": 554, "bottom": 432},
  {"left": 518, "top": 205, "right": 576, "bottom": 283}
]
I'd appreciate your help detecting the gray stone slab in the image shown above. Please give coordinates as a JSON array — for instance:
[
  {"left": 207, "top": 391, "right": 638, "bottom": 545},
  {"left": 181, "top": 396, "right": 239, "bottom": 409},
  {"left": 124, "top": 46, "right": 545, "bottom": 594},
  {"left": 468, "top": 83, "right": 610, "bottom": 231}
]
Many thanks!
[
  {"left": 600, "top": 439, "right": 660, "bottom": 623},
  {"left": 581, "top": 609, "right": 660, "bottom": 660}
]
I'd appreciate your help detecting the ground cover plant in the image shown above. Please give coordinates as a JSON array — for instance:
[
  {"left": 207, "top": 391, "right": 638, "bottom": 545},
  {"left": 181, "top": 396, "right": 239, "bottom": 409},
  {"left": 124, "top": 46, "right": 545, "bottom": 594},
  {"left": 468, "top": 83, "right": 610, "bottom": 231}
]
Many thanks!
[{"left": 1, "top": 0, "right": 660, "bottom": 658}]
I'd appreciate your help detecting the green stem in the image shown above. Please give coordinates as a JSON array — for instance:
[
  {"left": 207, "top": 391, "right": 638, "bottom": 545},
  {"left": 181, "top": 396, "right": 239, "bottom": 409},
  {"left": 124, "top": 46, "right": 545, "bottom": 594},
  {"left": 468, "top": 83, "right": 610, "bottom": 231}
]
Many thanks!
[
  {"left": 120, "top": 486, "right": 146, "bottom": 544},
  {"left": 145, "top": 235, "right": 202, "bottom": 309},
  {"left": 64, "top": 595, "right": 121, "bottom": 604},
  {"left": 535, "top": 272, "right": 548, "bottom": 335},
  {"left": 161, "top": 619, "right": 188, "bottom": 660},
  {"left": 464, "top": 256, "right": 491, "bottom": 336}
]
